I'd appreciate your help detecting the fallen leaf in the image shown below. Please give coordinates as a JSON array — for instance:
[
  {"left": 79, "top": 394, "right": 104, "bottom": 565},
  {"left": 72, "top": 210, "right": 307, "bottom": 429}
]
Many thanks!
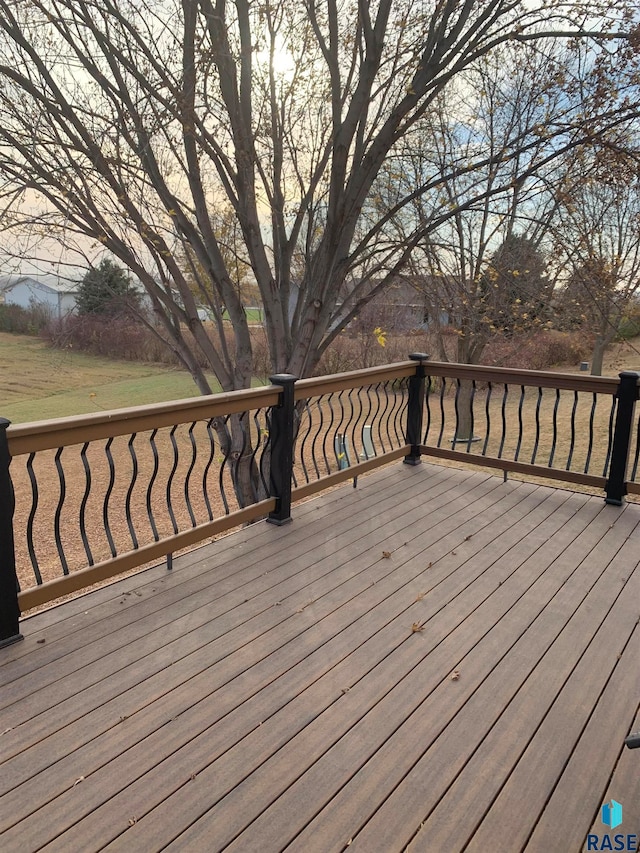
[
  {"left": 1, "top": 727, "right": 13, "bottom": 736},
  {"left": 128, "top": 817, "right": 137, "bottom": 827},
  {"left": 36, "top": 638, "right": 46, "bottom": 644},
  {"left": 451, "top": 550, "right": 457, "bottom": 555},
  {"left": 412, "top": 621, "right": 426, "bottom": 633},
  {"left": 73, "top": 776, "right": 85, "bottom": 786},
  {"left": 341, "top": 687, "right": 350, "bottom": 694},
  {"left": 415, "top": 592, "right": 425, "bottom": 601},
  {"left": 427, "top": 562, "right": 432, "bottom": 568},
  {"left": 450, "top": 671, "right": 460, "bottom": 681},
  {"left": 464, "top": 535, "right": 472, "bottom": 541},
  {"left": 382, "top": 550, "right": 392, "bottom": 558}
]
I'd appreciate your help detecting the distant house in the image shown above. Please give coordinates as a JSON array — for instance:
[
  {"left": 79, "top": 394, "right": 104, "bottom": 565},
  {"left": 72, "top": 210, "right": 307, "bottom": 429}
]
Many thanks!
[
  {"left": 351, "top": 276, "right": 452, "bottom": 332},
  {"left": 0, "top": 274, "right": 80, "bottom": 319}
]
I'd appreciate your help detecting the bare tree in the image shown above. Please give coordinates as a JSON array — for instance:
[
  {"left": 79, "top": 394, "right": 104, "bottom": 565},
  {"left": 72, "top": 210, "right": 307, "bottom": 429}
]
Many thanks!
[
  {"left": 0, "top": 0, "right": 636, "bottom": 395},
  {"left": 553, "top": 146, "right": 640, "bottom": 374},
  {"left": 387, "top": 42, "right": 568, "bottom": 368}
]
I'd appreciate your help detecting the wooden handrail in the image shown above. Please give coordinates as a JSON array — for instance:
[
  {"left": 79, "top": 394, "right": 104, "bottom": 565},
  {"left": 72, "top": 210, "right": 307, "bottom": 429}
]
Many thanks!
[
  {"left": 7, "top": 385, "right": 281, "bottom": 455},
  {"left": 294, "top": 362, "right": 415, "bottom": 399},
  {"left": 421, "top": 361, "right": 621, "bottom": 395}
]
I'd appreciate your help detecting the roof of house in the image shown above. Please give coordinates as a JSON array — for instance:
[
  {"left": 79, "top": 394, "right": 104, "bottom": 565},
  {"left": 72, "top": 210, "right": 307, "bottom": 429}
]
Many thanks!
[{"left": 0, "top": 273, "right": 80, "bottom": 294}]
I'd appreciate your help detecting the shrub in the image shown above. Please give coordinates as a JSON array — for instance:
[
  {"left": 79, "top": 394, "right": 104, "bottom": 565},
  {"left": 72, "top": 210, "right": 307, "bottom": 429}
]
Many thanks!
[
  {"left": 617, "top": 303, "right": 640, "bottom": 342},
  {"left": 0, "top": 301, "right": 52, "bottom": 335},
  {"left": 484, "top": 330, "right": 591, "bottom": 371}
]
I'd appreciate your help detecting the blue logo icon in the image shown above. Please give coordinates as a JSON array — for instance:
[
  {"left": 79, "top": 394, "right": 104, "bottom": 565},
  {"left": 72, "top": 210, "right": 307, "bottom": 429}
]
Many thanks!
[{"left": 602, "top": 800, "right": 623, "bottom": 830}]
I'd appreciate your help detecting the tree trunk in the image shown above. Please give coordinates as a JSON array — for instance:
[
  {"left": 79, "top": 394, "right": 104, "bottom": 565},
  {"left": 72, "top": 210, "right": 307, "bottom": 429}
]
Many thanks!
[
  {"left": 213, "top": 413, "right": 268, "bottom": 511},
  {"left": 453, "top": 379, "right": 476, "bottom": 444},
  {"left": 590, "top": 337, "right": 607, "bottom": 376}
]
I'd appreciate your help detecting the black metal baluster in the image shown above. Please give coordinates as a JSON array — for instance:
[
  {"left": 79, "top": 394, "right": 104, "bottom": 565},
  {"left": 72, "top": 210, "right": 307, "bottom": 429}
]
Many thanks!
[
  {"left": 184, "top": 422, "right": 198, "bottom": 527},
  {"left": 531, "top": 387, "right": 542, "bottom": 464},
  {"left": 424, "top": 375, "right": 433, "bottom": 445},
  {"left": 372, "top": 382, "right": 387, "bottom": 453},
  {"left": 498, "top": 384, "right": 508, "bottom": 459},
  {"left": 310, "top": 398, "right": 324, "bottom": 480},
  {"left": 602, "top": 396, "right": 617, "bottom": 477},
  {"left": 585, "top": 394, "right": 597, "bottom": 475},
  {"left": 53, "top": 447, "right": 70, "bottom": 575},
  {"left": 466, "top": 381, "right": 477, "bottom": 453},
  {"left": 249, "top": 410, "right": 264, "bottom": 504},
  {"left": 25, "top": 453, "right": 42, "bottom": 584},
  {"left": 482, "top": 382, "right": 492, "bottom": 457},
  {"left": 344, "top": 388, "right": 356, "bottom": 465},
  {"left": 437, "top": 378, "right": 446, "bottom": 447},
  {"left": 549, "top": 388, "right": 560, "bottom": 468},
  {"left": 453, "top": 379, "right": 462, "bottom": 445},
  {"left": 335, "top": 390, "right": 348, "bottom": 468},
  {"left": 233, "top": 411, "right": 253, "bottom": 507},
  {"left": 78, "top": 442, "right": 94, "bottom": 566},
  {"left": 323, "top": 394, "right": 335, "bottom": 475},
  {"left": 167, "top": 425, "right": 180, "bottom": 531},
  {"left": 392, "top": 378, "right": 408, "bottom": 447},
  {"left": 146, "top": 430, "right": 160, "bottom": 539},
  {"left": 566, "top": 390, "right": 578, "bottom": 471},
  {"left": 125, "top": 434, "right": 139, "bottom": 549},
  {"left": 298, "top": 401, "right": 313, "bottom": 483},
  {"left": 258, "top": 409, "right": 272, "bottom": 497},
  {"left": 103, "top": 437, "right": 117, "bottom": 556},
  {"left": 202, "top": 419, "right": 217, "bottom": 520},
  {"left": 361, "top": 385, "right": 374, "bottom": 460},
  {"left": 376, "top": 383, "right": 391, "bottom": 454},
  {"left": 514, "top": 386, "right": 525, "bottom": 461}
]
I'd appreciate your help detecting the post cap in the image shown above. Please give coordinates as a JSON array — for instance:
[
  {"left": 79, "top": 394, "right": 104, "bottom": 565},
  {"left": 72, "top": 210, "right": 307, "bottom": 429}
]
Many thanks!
[
  {"left": 269, "top": 373, "right": 297, "bottom": 385},
  {"left": 409, "top": 353, "right": 430, "bottom": 363}
]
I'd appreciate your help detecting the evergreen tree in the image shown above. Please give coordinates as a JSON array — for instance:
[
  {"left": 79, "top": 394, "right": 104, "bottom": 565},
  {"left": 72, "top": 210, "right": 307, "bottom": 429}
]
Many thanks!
[{"left": 76, "top": 259, "right": 137, "bottom": 316}]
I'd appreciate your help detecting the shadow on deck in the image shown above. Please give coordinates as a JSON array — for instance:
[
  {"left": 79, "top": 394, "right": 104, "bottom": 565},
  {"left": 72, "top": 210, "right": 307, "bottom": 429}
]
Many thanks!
[{"left": 1, "top": 462, "right": 639, "bottom": 852}]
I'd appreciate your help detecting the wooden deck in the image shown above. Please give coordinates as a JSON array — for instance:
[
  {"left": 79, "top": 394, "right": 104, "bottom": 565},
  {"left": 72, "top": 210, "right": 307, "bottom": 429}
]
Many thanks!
[{"left": 1, "top": 462, "right": 639, "bottom": 853}]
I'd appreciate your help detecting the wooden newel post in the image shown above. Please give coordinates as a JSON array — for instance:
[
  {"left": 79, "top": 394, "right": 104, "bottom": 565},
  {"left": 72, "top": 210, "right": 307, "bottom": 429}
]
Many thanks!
[
  {"left": 0, "top": 418, "right": 22, "bottom": 647},
  {"left": 605, "top": 372, "right": 640, "bottom": 506},
  {"left": 404, "top": 353, "right": 429, "bottom": 466},
  {"left": 267, "top": 374, "right": 297, "bottom": 526}
]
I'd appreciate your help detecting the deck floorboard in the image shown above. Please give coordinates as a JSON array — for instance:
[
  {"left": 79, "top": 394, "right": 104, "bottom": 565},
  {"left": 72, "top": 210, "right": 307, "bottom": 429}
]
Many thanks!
[{"left": 1, "top": 462, "right": 638, "bottom": 853}]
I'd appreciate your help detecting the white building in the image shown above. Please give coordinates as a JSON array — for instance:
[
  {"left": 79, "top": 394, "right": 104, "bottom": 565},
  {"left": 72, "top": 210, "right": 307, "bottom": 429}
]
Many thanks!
[{"left": 0, "top": 274, "right": 80, "bottom": 318}]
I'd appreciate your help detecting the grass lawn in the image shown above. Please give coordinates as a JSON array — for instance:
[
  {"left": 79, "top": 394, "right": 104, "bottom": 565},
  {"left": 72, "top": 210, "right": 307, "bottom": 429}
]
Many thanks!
[{"left": 0, "top": 332, "right": 222, "bottom": 423}]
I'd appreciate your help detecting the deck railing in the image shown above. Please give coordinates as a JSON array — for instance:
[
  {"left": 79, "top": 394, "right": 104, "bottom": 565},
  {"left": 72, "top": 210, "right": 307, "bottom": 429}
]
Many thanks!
[{"left": 1, "top": 356, "right": 638, "bottom": 645}]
